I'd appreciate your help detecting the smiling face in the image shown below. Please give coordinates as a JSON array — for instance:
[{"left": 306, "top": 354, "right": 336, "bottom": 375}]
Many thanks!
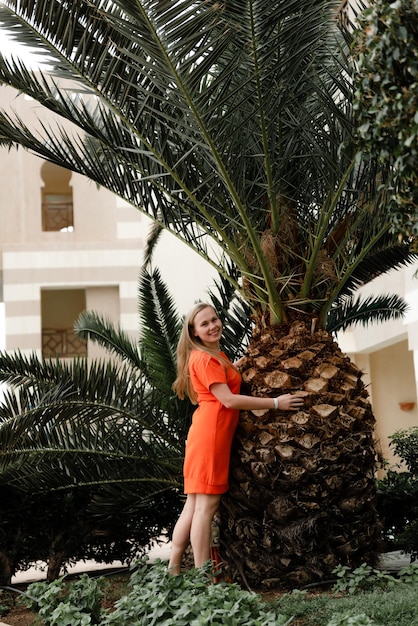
[{"left": 192, "top": 306, "right": 223, "bottom": 349}]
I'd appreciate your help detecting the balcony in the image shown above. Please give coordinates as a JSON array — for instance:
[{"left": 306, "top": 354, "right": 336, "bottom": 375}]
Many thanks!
[
  {"left": 42, "top": 328, "right": 87, "bottom": 358},
  {"left": 42, "top": 196, "right": 74, "bottom": 232}
]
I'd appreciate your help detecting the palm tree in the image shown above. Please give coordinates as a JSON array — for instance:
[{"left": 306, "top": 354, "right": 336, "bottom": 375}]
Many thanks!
[{"left": 0, "top": 0, "right": 417, "bottom": 586}]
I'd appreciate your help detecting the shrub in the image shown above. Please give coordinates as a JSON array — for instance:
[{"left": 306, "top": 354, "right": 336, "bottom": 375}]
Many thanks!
[
  {"left": 352, "top": 0, "right": 418, "bottom": 237},
  {"left": 377, "top": 428, "right": 418, "bottom": 555},
  {"left": 332, "top": 563, "right": 397, "bottom": 594}
]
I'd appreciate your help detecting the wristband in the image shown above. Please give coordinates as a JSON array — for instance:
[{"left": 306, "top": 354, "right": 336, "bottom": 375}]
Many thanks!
[{"left": 273, "top": 397, "right": 279, "bottom": 410}]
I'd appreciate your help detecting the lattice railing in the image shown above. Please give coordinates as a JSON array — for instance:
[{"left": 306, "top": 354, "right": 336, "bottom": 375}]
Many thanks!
[
  {"left": 42, "top": 328, "right": 87, "bottom": 358},
  {"left": 42, "top": 200, "right": 74, "bottom": 231}
]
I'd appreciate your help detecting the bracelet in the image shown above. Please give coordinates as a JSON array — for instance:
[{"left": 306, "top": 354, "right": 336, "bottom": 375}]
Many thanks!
[{"left": 273, "top": 397, "right": 279, "bottom": 410}]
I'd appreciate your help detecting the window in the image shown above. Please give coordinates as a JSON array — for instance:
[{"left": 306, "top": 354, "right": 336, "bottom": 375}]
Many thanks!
[
  {"left": 42, "top": 193, "right": 74, "bottom": 231},
  {"left": 41, "top": 289, "right": 87, "bottom": 358},
  {"left": 41, "top": 162, "right": 74, "bottom": 232}
]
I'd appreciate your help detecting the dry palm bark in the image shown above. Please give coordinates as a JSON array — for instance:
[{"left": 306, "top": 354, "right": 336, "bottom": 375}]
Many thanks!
[{"left": 219, "top": 315, "right": 382, "bottom": 589}]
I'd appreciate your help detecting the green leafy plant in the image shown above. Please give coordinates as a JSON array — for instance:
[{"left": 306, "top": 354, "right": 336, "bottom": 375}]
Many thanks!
[
  {"left": 47, "top": 603, "right": 94, "bottom": 626},
  {"left": 376, "top": 469, "right": 418, "bottom": 550},
  {"left": 352, "top": 0, "right": 418, "bottom": 238},
  {"left": 398, "top": 563, "right": 418, "bottom": 584},
  {"left": 0, "top": 591, "right": 12, "bottom": 617},
  {"left": 21, "top": 562, "right": 293, "bottom": 625},
  {"left": 102, "top": 559, "right": 293, "bottom": 626},
  {"left": 23, "top": 577, "right": 65, "bottom": 613},
  {"left": 332, "top": 563, "right": 397, "bottom": 594},
  {"left": 23, "top": 574, "right": 108, "bottom": 625},
  {"left": 13, "top": 561, "right": 418, "bottom": 626},
  {"left": 389, "top": 428, "right": 418, "bottom": 475}
]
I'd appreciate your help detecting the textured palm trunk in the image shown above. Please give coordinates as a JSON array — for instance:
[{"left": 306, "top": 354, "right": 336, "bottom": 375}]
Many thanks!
[{"left": 218, "top": 315, "right": 382, "bottom": 589}]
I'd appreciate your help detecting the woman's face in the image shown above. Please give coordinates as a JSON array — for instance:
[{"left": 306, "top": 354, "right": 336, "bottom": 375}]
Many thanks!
[{"left": 192, "top": 306, "right": 223, "bottom": 349}]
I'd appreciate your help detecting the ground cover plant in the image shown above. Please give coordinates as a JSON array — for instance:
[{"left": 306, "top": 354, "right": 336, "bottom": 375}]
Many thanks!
[
  {"left": 277, "top": 582, "right": 418, "bottom": 626},
  {"left": 2, "top": 559, "right": 418, "bottom": 625}
]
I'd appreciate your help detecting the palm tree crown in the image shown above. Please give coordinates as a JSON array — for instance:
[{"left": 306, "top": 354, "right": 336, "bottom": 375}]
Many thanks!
[{"left": 0, "top": 0, "right": 415, "bottom": 328}]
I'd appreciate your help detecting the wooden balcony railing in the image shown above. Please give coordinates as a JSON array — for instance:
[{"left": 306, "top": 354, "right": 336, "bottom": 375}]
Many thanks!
[
  {"left": 42, "top": 328, "right": 87, "bottom": 358},
  {"left": 42, "top": 200, "right": 74, "bottom": 231}
]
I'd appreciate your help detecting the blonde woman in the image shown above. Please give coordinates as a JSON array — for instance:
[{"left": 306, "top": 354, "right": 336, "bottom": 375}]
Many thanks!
[{"left": 168, "top": 303, "right": 303, "bottom": 575}]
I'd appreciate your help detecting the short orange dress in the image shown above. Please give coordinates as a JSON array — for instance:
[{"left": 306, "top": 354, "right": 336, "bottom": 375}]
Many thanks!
[{"left": 183, "top": 350, "right": 242, "bottom": 495}]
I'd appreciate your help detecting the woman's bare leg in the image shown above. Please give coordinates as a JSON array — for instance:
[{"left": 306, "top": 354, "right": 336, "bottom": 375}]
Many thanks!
[
  {"left": 168, "top": 494, "right": 196, "bottom": 575},
  {"left": 190, "top": 493, "right": 221, "bottom": 568}
]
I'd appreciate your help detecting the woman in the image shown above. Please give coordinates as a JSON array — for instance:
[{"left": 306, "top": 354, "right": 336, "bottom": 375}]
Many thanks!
[{"left": 168, "top": 303, "right": 303, "bottom": 575}]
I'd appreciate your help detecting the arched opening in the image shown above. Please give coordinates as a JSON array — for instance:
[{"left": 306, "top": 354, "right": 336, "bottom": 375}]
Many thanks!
[{"left": 40, "top": 162, "right": 74, "bottom": 231}]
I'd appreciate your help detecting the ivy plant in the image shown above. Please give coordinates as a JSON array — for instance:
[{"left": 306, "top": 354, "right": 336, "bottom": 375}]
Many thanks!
[
  {"left": 22, "top": 561, "right": 293, "bottom": 626},
  {"left": 352, "top": 0, "right": 418, "bottom": 238}
]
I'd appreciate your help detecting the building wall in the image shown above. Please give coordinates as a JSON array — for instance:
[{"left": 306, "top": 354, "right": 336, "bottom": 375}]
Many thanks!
[
  {"left": 0, "top": 85, "right": 217, "bottom": 362},
  {"left": 337, "top": 264, "right": 418, "bottom": 467},
  {"left": 0, "top": 131, "right": 144, "bottom": 355},
  {"left": 370, "top": 341, "right": 417, "bottom": 464}
]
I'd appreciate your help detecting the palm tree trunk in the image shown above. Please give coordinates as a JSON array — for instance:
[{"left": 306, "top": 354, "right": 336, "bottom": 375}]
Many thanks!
[
  {"left": 0, "top": 552, "right": 13, "bottom": 586},
  {"left": 219, "top": 315, "right": 382, "bottom": 589}
]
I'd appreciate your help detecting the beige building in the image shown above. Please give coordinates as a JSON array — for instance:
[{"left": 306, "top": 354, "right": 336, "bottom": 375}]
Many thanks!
[
  {"left": 337, "top": 266, "right": 418, "bottom": 467},
  {"left": 0, "top": 87, "right": 146, "bottom": 360},
  {"left": 0, "top": 85, "right": 215, "bottom": 363}
]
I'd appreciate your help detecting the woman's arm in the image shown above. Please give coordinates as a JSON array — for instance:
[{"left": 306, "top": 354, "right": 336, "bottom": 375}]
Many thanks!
[{"left": 210, "top": 383, "right": 304, "bottom": 411}]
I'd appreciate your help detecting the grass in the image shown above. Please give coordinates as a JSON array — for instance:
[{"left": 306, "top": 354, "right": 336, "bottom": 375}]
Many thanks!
[{"left": 274, "top": 584, "right": 418, "bottom": 625}]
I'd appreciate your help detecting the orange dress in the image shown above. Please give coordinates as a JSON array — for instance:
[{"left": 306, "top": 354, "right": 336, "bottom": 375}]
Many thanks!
[{"left": 183, "top": 350, "right": 242, "bottom": 495}]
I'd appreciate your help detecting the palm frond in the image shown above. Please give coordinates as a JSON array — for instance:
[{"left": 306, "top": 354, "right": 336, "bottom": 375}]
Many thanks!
[
  {"left": 0, "top": 349, "right": 185, "bottom": 491},
  {"left": 335, "top": 242, "right": 418, "bottom": 300},
  {"left": 142, "top": 222, "right": 164, "bottom": 268},
  {"left": 74, "top": 311, "right": 143, "bottom": 369},
  {"left": 137, "top": 264, "right": 194, "bottom": 443},
  {"left": 327, "top": 294, "right": 409, "bottom": 333},
  {"left": 138, "top": 266, "right": 182, "bottom": 391}
]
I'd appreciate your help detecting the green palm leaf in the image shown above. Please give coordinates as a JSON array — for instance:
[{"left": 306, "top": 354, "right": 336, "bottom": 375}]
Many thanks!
[
  {"left": 335, "top": 241, "right": 418, "bottom": 300},
  {"left": 138, "top": 266, "right": 182, "bottom": 389},
  {"left": 74, "top": 313, "right": 143, "bottom": 369},
  {"left": 0, "top": 352, "right": 183, "bottom": 492},
  {"left": 327, "top": 294, "right": 409, "bottom": 333}
]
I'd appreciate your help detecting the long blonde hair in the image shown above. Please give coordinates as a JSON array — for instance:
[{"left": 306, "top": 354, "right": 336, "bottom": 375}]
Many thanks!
[{"left": 172, "top": 302, "right": 233, "bottom": 403}]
